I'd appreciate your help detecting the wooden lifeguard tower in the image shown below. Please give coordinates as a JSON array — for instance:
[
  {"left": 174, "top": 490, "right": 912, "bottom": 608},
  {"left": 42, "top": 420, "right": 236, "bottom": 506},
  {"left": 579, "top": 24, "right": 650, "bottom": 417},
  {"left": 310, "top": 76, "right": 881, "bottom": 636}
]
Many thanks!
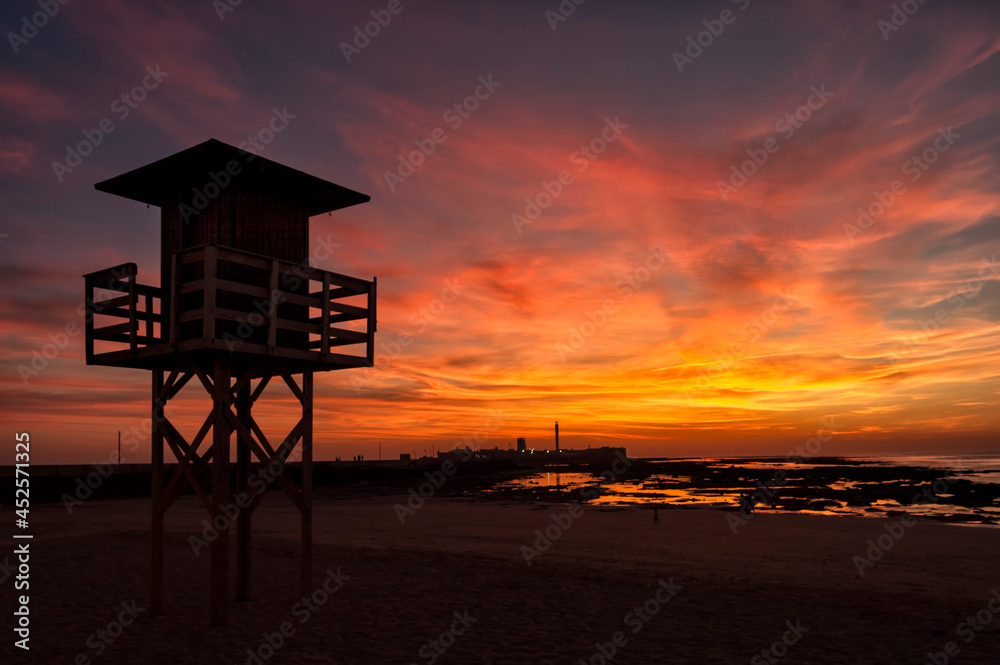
[{"left": 83, "top": 139, "right": 376, "bottom": 625}]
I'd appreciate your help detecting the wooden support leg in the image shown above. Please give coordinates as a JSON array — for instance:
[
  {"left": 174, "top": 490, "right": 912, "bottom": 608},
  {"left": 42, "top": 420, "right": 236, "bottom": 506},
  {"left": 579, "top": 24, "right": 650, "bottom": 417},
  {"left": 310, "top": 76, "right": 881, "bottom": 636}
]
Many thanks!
[
  {"left": 236, "top": 382, "right": 251, "bottom": 602},
  {"left": 301, "top": 371, "right": 313, "bottom": 597},
  {"left": 210, "top": 360, "right": 231, "bottom": 626},
  {"left": 151, "top": 369, "right": 164, "bottom": 617}
]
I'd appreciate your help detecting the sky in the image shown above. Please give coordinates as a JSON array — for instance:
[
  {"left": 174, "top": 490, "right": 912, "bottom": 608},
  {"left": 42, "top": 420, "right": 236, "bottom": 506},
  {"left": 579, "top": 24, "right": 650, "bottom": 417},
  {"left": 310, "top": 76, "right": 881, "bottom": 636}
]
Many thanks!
[{"left": 2, "top": 0, "right": 999, "bottom": 464}]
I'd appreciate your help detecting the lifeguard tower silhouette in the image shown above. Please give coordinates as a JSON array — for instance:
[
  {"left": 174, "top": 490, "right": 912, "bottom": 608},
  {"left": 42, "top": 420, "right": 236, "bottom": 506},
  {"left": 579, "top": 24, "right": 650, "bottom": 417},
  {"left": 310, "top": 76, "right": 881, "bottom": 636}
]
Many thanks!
[{"left": 83, "top": 139, "right": 376, "bottom": 625}]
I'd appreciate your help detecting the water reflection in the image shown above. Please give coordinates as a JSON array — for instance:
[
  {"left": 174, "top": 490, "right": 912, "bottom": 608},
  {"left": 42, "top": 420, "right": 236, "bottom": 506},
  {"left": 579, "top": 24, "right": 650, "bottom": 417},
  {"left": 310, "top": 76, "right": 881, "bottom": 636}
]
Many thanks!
[{"left": 484, "top": 462, "right": 1000, "bottom": 526}]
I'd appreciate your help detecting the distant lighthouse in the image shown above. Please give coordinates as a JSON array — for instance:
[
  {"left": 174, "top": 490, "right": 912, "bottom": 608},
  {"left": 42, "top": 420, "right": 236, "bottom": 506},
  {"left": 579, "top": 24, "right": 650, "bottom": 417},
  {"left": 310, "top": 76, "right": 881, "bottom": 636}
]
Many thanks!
[{"left": 555, "top": 421, "right": 559, "bottom": 452}]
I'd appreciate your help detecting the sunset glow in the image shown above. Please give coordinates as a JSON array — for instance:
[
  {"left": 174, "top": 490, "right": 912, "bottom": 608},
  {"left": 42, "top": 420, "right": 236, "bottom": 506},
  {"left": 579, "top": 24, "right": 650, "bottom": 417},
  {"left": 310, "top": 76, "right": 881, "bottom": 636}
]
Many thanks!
[{"left": 2, "top": 0, "right": 999, "bottom": 463}]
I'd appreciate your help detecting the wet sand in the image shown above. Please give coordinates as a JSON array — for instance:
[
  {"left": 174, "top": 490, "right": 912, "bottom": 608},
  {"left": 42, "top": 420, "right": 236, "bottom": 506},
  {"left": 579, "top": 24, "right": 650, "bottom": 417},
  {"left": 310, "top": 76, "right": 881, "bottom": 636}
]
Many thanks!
[{"left": 3, "top": 494, "right": 999, "bottom": 664}]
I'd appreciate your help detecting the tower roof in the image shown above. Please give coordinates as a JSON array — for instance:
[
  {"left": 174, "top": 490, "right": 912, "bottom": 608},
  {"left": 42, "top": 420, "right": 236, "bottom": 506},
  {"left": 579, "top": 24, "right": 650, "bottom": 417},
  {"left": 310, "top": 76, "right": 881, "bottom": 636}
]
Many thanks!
[{"left": 93, "top": 138, "right": 370, "bottom": 216}]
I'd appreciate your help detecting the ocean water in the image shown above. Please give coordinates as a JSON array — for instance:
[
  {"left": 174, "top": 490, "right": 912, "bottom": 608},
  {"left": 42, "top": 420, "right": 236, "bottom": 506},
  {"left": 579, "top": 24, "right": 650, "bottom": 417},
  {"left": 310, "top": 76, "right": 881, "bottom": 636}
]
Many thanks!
[
  {"left": 484, "top": 452, "right": 1000, "bottom": 526},
  {"left": 849, "top": 452, "right": 1000, "bottom": 482}
]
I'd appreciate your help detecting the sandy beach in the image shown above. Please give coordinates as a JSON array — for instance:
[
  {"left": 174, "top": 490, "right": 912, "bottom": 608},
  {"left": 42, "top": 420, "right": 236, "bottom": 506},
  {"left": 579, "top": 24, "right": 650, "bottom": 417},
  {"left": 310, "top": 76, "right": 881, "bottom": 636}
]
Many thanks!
[{"left": 3, "top": 495, "right": 999, "bottom": 664}]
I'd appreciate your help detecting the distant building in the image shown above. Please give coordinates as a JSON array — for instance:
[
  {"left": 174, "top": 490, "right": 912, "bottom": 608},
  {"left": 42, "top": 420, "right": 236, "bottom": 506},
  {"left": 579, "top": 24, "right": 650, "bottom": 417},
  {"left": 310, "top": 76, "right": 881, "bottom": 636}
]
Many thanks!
[{"left": 431, "top": 441, "right": 628, "bottom": 467}]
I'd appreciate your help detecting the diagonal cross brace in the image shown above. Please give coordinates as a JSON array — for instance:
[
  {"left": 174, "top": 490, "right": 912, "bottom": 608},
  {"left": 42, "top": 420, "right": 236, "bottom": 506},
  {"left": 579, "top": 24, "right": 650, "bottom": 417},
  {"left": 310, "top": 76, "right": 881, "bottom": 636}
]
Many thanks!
[
  {"left": 159, "top": 417, "right": 215, "bottom": 516},
  {"left": 227, "top": 410, "right": 306, "bottom": 513},
  {"left": 156, "top": 408, "right": 217, "bottom": 516}
]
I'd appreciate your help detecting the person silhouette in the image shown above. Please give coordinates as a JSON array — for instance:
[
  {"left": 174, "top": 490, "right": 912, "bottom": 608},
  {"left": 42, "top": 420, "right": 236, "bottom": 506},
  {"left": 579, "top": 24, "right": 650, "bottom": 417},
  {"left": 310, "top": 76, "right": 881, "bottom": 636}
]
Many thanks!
[{"left": 653, "top": 507, "right": 659, "bottom": 526}]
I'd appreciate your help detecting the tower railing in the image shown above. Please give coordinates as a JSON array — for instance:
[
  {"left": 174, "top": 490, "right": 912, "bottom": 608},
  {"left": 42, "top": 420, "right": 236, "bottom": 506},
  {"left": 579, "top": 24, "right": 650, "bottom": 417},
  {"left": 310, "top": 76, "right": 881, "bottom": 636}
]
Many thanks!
[
  {"left": 84, "top": 243, "right": 376, "bottom": 369},
  {"left": 84, "top": 263, "right": 163, "bottom": 364}
]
